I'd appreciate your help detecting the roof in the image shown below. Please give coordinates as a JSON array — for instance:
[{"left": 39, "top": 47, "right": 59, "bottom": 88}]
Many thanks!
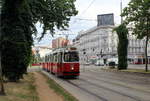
[{"left": 78, "top": 25, "right": 115, "bottom": 37}]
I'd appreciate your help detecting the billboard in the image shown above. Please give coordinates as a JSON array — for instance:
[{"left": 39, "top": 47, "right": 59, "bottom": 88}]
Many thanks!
[{"left": 97, "top": 13, "right": 114, "bottom": 26}]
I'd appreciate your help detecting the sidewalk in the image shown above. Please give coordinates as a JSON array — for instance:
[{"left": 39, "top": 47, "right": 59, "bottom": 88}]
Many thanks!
[{"left": 34, "top": 72, "right": 64, "bottom": 101}]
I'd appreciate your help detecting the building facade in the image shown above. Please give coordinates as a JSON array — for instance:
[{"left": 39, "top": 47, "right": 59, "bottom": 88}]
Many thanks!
[
  {"left": 74, "top": 26, "right": 150, "bottom": 64},
  {"left": 52, "top": 37, "right": 70, "bottom": 49},
  {"left": 73, "top": 13, "right": 150, "bottom": 64},
  {"left": 74, "top": 25, "right": 118, "bottom": 64}
]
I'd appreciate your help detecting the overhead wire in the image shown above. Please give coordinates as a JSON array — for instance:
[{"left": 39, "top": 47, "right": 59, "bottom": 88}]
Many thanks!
[
  {"left": 36, "top": 0, "right": 97, "bottom": 46},
  {"left": 79, "top": 0, "right": 96, "bottom": 17},
  {"left": 70, "top": 0, "right": 97, "bottom": 25}
]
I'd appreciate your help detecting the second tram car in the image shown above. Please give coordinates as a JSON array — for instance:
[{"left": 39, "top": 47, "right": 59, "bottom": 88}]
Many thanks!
[{"left": 42, "top": 47, "right": 80, "bottom": 78}]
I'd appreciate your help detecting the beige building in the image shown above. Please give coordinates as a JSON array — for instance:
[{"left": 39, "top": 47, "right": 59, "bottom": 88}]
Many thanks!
[{"left": 52, "top": 37, "right": 70, "bottom": 48}]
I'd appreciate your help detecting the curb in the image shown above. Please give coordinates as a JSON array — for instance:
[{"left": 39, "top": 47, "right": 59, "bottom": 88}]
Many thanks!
[{"left": 101, "top": 68, "right": 150, "bottom": 76}]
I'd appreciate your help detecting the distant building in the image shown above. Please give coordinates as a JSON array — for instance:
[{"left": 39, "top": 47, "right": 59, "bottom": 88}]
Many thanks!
[
  {"left": 32, "top": 46, "right": 52, "bottom": 58},
  {"left": 52, "top": 37, "right": 70, "bottom": 48},
  {"left": 73, "top": 13, "right": 150, "bottom": 64},
  {"left": 75, "top": 25, "right": 117, "bottom": 64}
]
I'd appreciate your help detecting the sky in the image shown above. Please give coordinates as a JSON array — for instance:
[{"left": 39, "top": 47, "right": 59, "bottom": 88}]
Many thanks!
[{"left": 34, "top": 0, "right": 131, "bottom": 47}]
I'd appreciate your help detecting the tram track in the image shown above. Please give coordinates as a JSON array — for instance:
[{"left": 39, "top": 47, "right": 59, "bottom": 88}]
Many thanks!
[
  {"left": 76, "top": 78, "right": 142, "bottom": 101},
  {"left": 80, "top": 66, "right": 149, "bottom": 80},
  {"left": 42, "top": 70, "right": 150, "bottom": 101},
  {"left": 66, "top": 80, "right": 109, "bottom": 101},
  {"left": 81, "top": 73, "right": 150, "bottom": 94},
  {"left": 43, "top": 71, "right": 108, "bottom": 101},
  {"left": 85, "top": 70, "right": 150, "bottom": 85}
]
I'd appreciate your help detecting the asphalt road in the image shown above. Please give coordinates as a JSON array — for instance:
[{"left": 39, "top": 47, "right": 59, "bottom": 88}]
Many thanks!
[{"left": 40, "top": 65, "right": 150, "bottom": 101}]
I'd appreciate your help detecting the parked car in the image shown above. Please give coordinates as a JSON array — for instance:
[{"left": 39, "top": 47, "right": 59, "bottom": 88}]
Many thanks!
[
  {"left": 84, "top": 62, "right": 91, "bottom": 65},
  {"left": 107, "top": 58, "right": 118, "bottom": 66},
  {"left": 95, "top": 59, "right": 104, "bottom": 66}
]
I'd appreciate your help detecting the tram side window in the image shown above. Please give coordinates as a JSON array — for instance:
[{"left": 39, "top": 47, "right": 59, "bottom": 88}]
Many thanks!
[
  {"left": 52, "top": 55, "right": 54, "bottom": 62},
  {"left": 49, "top": 55, "right": 52, "bottom": 62},
  {"left": 47, "top": 55, "right": 49, "bottom": 62},
  {"left": 48, "top": 55, "right": 49, "bottom": 62},
  {"left": 58, "top": 53, "right": 62, "bottom": 63},
  {"left": 54, "top": 53, "right": 58, "bottom": 62},
  {"left": 46, "top": 56, "right": 48, "bottom": 62},
  {"left": 50, "top": 55, "right": 52, "bottom": 62},
  {"left": 45, "top": 56, "right": 47, "bottom": 62}
]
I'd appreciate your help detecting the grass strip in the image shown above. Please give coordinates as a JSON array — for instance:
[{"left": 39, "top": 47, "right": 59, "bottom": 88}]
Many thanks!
[
  {"left": 41, "top": 72, "right": 78, "bottom": 101},
  {"left": 0, "top": 73, "right": 39, "bottom": 101}
]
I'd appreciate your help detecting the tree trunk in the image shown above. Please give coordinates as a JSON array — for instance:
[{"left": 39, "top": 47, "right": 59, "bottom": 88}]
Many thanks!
[
  {"left": 0, "top": 51, "right": 5, "bottom": 95},
  {"left": 145, "top": 35, "right": 149, "bottom": 72},
  {"left": 0, "top": 77, "right": 5, "bottom": 95}
]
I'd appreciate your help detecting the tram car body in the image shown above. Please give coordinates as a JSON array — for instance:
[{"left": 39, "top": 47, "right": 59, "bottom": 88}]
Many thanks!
[{"left": 42, "top": 47, "right": 80, "bottom": 77}]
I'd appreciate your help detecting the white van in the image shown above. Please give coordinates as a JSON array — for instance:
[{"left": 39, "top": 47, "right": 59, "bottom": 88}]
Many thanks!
[{"left": 95, "top": 59, "right": 104, "bottom": 66}]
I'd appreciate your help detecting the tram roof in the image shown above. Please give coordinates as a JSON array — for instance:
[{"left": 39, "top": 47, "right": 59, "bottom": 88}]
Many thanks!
[
  {"left": 45, "top": 46, "right": 77, "bottom": 56},
  {"left": 53, "top": 46, "right": 77, "bottom": 52}
]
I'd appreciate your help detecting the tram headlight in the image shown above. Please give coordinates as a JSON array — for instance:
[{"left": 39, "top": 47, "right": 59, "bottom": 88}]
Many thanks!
[
  {"left": 70, "top": 64, "right": 74, "bottom": 70},
  {"left": 71, "top": 67, "right": 74, "bottom": 70}
]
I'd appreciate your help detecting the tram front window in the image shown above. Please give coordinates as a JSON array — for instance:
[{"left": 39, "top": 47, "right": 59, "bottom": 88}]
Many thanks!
[{"left": 64, "top": 52, "right": 79, "bottom": 62}]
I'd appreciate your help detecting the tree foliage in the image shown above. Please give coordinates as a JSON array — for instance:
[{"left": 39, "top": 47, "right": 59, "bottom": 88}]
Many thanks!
[
  {"left": 1, "top": 0, "right": 34, "bottom": 81},
  {"left": 121, "top": 0, "right": 150, "bottom": 71},
  {"left": 29, "top": 0, "right": 78, "bottom": 38},
  {"left": 113, "top": 24, "right": 128, "bottom": 70},
  {"left": 1, "top": 0, "right": 77, "bottom": 81}
]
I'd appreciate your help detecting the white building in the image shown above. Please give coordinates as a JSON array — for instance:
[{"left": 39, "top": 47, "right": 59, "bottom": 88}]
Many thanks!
[
  {"left": 32, "top": 46, "right": 52, "bottom": 58},
  {"left": 73, "top": 14, "right": 150, "bottom": 64},
  {"left": 74, "top": 26, "right": 149, "bottom": 65},
  {"left": 127, "top": 33, "right": 146, "bottom": 64},
  {"left": 75, "top": 25, "right": 118, "bottom": 64}
]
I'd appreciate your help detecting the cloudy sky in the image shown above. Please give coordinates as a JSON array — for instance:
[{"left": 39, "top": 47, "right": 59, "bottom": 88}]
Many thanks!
[{"left": 35, "top": 0, "right": 131, "bottom": 47}]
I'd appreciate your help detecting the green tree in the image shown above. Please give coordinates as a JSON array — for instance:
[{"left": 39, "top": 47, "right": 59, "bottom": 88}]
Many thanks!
[
  {"left": 1, "top": 0, "right": 77, "bottom": 81},
  {"left": 113, "top": 24, "right": 129, "bottom": 70},
  {"left": 1, "top": 0, "right": 33, "bottom": 81},
  {"left": 121, "top": 0, "right": 150, "bottom": 71}
]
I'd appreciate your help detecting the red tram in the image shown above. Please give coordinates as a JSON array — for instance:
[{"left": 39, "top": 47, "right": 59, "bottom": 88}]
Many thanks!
[{"left": 41, "top": 47, "right": 80, "bottom": 77}]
